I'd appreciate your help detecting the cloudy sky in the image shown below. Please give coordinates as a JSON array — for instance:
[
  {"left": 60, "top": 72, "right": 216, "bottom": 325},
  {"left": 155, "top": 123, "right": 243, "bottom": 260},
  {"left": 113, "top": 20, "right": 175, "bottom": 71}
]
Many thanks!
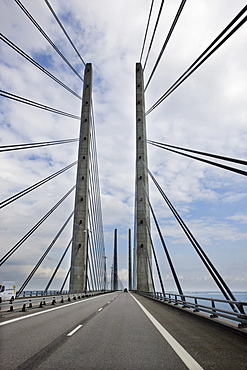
[{"left": 0, "top": 0, "right": 246, "bottom": 293}]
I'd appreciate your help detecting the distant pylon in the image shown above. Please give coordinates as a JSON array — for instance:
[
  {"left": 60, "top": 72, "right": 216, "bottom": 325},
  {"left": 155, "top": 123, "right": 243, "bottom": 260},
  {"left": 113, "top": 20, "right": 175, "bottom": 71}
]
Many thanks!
[
  {"left": 128, "top": 229, "right": 132, "bottom": 290},
  {"left": 69, "top": 64, "right": 92, "bottom": 293},
  {"left": 113, "top": 229, "right": 118, "bottom": 290},
  {"left": 135, "top": 62, "right": 153, "bottom": 292}
]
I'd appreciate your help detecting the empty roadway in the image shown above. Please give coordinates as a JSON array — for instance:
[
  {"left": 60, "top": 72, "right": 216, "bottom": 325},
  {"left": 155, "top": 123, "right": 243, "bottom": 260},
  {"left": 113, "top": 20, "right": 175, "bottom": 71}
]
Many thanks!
[{"left": 0, "top": 291, "right": 246, "bottom": 369}]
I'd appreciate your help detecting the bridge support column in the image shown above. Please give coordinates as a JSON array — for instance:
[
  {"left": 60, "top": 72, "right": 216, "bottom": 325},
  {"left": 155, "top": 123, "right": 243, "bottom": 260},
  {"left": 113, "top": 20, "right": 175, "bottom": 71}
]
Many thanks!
[
  {"left": 135, "top": 62, "right": 153, "bottom": 292},
  {"left": 113, "top": 229, "right": 118, "bottom": 291},
  {"left": 69, "top": 64, "right": 92, "bottom": 293},
  {"left": 128, "top": 229, "right": 132, "bottom": 291}
]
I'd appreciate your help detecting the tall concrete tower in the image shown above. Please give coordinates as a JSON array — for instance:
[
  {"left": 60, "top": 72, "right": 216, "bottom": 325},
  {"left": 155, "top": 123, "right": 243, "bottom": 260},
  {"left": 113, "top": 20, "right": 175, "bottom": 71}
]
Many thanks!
[
  {"left": 69, "top": 64, "right": 92, "bottom": 293},
  {"left": 135, "top": 62, "right": 153, "bottom": 292}
]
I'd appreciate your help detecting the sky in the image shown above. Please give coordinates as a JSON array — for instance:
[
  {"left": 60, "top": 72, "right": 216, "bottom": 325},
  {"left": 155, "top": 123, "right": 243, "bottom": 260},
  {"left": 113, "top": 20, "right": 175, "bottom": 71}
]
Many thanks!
[{"left": 0, "top": 0, "right": 246, "bottom": 293}]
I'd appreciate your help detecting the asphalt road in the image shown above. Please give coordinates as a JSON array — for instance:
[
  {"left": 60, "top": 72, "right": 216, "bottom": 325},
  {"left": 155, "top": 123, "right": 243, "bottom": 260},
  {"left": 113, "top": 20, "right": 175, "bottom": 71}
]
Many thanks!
[{"left": 0, "top": 291, "right": 246, "bottom": 369}]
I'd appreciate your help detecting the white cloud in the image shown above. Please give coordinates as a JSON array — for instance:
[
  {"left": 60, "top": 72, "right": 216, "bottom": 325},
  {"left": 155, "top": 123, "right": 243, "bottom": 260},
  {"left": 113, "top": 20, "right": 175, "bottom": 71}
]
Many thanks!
[{"left": 0, "top": 0, "right": 246, "bottom": 293}]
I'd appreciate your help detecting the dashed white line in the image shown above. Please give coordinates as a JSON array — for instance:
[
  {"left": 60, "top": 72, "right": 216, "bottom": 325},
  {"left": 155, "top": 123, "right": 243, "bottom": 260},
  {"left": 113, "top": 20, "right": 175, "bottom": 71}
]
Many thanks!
[
  {"left": 98, "top": 307, "right": 103, "bottom": 312},
  {"left": 130, "top": 293, "right": 204, "bottom": 370},
  {"left": 0, "top": 292, "right": 116, "bottom": 327},
  {"left": 67, "top": 325, "right": 83, "bottom": 337}
]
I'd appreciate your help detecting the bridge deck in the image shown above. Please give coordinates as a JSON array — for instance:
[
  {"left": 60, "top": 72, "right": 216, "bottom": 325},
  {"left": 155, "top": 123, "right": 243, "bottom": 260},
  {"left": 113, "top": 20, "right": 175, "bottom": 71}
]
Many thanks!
[{"left": 0, "top": 292, "right": 246, "bottom": 369}]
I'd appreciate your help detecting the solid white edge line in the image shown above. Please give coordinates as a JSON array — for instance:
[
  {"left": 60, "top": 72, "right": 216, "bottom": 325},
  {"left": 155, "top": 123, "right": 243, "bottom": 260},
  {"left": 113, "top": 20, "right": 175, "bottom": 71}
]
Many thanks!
[
  {"left": 129, "top": 293, "right": 204, "bottom": 370},
  {"left": 0, "top": 292, "right": 115, "bottom": 327},
  {"left": 67, "top": 324, "right": 83, "bottom": 337}
]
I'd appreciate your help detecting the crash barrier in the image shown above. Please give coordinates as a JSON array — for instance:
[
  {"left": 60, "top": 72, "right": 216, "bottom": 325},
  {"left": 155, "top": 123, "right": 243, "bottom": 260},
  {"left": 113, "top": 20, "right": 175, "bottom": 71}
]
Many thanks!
[
  {"left": 138, "top": 291, "right": 247, "bottom": 327},
  {"left": 0, "top": 291, "right": 113, "bottom": 314}
]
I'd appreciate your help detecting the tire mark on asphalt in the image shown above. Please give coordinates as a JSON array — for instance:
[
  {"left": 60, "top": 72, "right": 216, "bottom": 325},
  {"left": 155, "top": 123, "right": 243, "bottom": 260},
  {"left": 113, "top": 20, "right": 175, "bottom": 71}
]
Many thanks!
[{"left": 16, "top": 300, "right": 114, "bottom": 369}]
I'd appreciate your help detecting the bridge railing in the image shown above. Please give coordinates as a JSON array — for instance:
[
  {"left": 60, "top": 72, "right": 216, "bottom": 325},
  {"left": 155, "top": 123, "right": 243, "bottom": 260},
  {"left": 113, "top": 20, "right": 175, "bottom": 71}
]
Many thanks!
[
  {"left": 138, "top": 291, "right": 247, "bottom": 327},
  {"left": 17, "top": 290, "right": 69, "bottom": 297},
  {"left": 1, "top": 290, "right": 112, "bottom": 314}
]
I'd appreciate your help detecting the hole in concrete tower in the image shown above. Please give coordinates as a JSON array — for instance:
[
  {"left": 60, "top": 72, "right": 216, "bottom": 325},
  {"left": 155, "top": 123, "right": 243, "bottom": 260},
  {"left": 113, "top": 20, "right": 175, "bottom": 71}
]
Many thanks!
[
  {"left": 83, "top": 156, "right": 85, "bottom": 159},
  {"left": 141, "top": 243, "right": 143, "bottom": 248},
  {"left": 81, "top": 198, "right": 83, "bottom": 201},
  {"left": 139, "top": 176, "right": 142, "bottom": 179},
  {"left": 85, "top": 118, "right": 87, "bottom": 122},
  {"left": 79, "top": 220, "right": 82, "bottom": 224},
  {"left": 85, "top": 101, "right": 88, "bottom": 104},
  {"left": 139, "top": 136, "right": 141, "bottom": 140},
  {"left": 138, "top": 118, "right": 141, "bottom": 121},
  {"left": 138, "top": 101, "right": 140, "bottom": 104},
  {"left": 78, "top": 243, "right": 81, "bottom": 248},
  {"left": 84, "top": 137, "right": 86, "bottom": 140},
  {"left": 82, "top": 176, "right": 84, "bottom": 180},
  {"left": 140, "top": 220, "right": 143, "bottom": 224},
  {"left": 139, "top": 156, "right": 141, "bottom": 159}
]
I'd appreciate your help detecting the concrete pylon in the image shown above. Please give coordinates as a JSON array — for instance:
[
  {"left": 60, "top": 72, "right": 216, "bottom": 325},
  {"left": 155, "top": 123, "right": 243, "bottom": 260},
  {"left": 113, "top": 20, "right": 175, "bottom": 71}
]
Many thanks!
[
  {"left": 135, "top": 62, "right": 153, "bottom": 292},
  {"left": 128, "top": 229, "right": 132, "bottom": 290},
  {"left": 69, "top": 64, "right": 92, "bottom": 293},
  {"left": 113, "top": 229, "right": 118, "bottom": 291}
]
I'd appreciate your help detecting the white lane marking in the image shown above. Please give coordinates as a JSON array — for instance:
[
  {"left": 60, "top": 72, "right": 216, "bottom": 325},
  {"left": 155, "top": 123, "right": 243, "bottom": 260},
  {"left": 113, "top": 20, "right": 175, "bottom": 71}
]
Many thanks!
[
  {"left": 129, "top": 293, "right": 204, "bottom": 370},
  {"left": 98, "top": 308, "right": 103, "bottom": 312},
  {"left": 0, "top": 292, "right": 116, "bottom": 327},
  {"left": 67, "top": 325, "right": 83, "bottom": 337},
  {"left": 108, "top": 302, "right": 110, "bottom": 304}
]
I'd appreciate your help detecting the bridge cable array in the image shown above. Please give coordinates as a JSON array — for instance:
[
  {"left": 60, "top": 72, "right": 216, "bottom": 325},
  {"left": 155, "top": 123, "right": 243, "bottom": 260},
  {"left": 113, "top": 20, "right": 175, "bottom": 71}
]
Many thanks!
[
  {"left": 146, "top": 5, "right": 247, "bottom": 115},
  {"left": 1, "top": 1, "right": 106, "bottom": 293},
  {"left": 139, "top": 0, "right": 154, "bottom": 63},
  {"left": 143, "top": 0, "right": 166, "bottom": 71},
  {"left": 0, "top": 34, "right": 81, "bottom": 100},
  {"left": 17, "top": 210, "right": 75, "bottom": 296},
  {"left": 139, "top": 191, "right": 166, "bottom": 295},
  {"left": 0, "top": 138, "right": 79, "bottom": 153},
  {"left": 148, "top": 140, "right": 247, "bottom": 176},
  {"left": 147, "top": 169, "right": 244, "bottom": 314},
  {"left": 141, "top": 179, "right": 184, "bottom": 297},
  {"left": 0, "top": 161, "right": 77, "bottom": 210},
  {"left": 44, "top": 0, "right": 86, "bottom": 66},
  {"left": 145, "top": 0, "right": 187, "bottom": 91},
  {"left": 14, "top": 0, "right": 84, "bottom": 81},
  {"left": 0, "top": 90, "right": 80, "bottom": 120},
  {"left": 0, "top": 185, "right": 76, "bottom": 266},
  {"left": 86, "top": 104, "right": 106, "bottom": 291}
]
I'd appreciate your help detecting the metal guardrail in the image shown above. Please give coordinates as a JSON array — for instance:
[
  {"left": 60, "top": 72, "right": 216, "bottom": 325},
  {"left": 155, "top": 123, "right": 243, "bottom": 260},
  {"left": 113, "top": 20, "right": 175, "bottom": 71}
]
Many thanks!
[
  {"left": 17, "top": 290, "right": 70, "bottom": 298},
  {"left": 138, "top": 291, "right": 247, "bottom": 327},
  {"left": 0, "top": 290, "right": 112, "bottom": 313}
]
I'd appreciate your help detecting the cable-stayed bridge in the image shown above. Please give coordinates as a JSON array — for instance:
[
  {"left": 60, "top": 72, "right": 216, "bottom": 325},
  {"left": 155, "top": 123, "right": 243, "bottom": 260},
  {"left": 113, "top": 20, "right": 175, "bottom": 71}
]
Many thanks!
[{"left": 0, "top": 1, "right": 247, "bottom": 369}]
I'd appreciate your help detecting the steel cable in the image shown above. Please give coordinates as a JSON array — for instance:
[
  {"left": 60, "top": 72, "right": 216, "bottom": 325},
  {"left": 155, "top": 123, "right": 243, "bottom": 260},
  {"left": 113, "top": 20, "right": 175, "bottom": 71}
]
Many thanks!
[
  {"left": 44, "top": 0, "right": 86, "bottom": 66},
  {"left": 148, "top": 141, "right": 247, "bottom": 176},
  {"left": 0, "top": 185, "right": 76, "bottom": 266},
  {"left": 143, "top": 0, "right": 166, "bottom": 70},
  {"left": 0, "top": 34, "right": 81, "bottom": 99},
  {"left": 14, "top": 0, "right": 83, "bottom": 81},
  {"left": 17, "top": 210, "right": 74, "bottom": 295},
  {"left": 140, "top": 0, "right": 155, "bottom": 63},
  {"left": 145, "top": 0, "right": 187, "bottom": 91},
  {"left": 146, "top": 7, "right": 247, "bottom": 115},
  {"left": 148, "top": 170, "right": 243, "bottom": 313},
  {"left": 0, "top": 138, "right": 79, "bottom": 153},
  {"left": 0, "top": 90, "right": 80, "bottom": 120},
  {"left": 0, "top": 161, "right": 77, "bottom": 209}
]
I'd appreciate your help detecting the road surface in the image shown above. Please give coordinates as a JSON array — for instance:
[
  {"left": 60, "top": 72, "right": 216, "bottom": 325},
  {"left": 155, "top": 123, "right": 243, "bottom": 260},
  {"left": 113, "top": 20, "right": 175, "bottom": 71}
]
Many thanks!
[{"left": 0, "top": 291, "right": 246, "bottom": 369}]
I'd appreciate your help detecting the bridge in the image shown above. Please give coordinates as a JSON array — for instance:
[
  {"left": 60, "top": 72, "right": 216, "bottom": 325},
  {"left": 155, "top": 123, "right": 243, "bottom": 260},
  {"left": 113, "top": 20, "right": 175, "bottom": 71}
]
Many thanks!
[{"left": 0, "top": 1, "right": 247, "bottom": 369}]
